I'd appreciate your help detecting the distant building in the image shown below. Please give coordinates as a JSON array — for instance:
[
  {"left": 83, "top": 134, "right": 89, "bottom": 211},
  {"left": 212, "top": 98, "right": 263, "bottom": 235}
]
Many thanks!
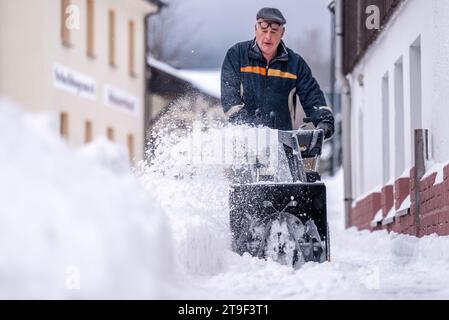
[
  {"left": 0, "top": 0, "right": 164, "bottom": 164},
  {"left": 145, "top": 57, "right": 224, "bottom": 144},
  {"left": 342, "top": 0, "right": 449, "bottom": 236}
]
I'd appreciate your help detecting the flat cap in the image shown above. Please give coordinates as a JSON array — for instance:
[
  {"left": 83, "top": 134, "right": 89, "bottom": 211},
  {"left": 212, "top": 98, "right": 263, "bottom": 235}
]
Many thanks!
[{"left": 256, "top": 7, "right": 286, "bottom": 25}]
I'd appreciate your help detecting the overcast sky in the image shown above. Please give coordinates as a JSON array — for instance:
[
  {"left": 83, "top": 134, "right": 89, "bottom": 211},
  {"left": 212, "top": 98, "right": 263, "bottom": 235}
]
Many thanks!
[{"left": 149, "top": 0, "right": 332, "bottom": 87}]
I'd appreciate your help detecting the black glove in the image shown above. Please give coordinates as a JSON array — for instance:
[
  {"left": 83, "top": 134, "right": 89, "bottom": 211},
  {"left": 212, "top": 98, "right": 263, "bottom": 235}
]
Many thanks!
[{"left": 317, "top": 122, "right": 334, "bottom": 139}]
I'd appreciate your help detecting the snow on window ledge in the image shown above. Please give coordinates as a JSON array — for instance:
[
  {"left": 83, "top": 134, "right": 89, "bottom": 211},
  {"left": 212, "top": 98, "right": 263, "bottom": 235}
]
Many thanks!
[
  {"left": 395, "top": 194, "right": 411, "bottom": 218},
  {"left": 423, "top": 160, "right": 449, "bottom": 185},
  {"left": 353, "top": 185, "right": 383, "bottom": 204},
  {"left": 370, "top": 209, "right": 383, "bottom": 228},
  {"left": 398, "top": 166, "right": 412, "bottom": 179},
  {"left": 382, "top": 207, "right": 395, "bottom": 226}
]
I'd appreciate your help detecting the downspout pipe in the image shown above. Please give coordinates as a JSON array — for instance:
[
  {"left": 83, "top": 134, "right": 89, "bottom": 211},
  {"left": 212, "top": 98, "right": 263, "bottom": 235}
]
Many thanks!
[{"left": 335, "top": 0, "right": 353, "bottom": 228}]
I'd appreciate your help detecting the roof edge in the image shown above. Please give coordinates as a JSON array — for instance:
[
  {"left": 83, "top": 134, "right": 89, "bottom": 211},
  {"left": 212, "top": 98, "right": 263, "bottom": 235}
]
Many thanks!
[{"left": 144, "top": 0, "right": 168, "bottom": 8}]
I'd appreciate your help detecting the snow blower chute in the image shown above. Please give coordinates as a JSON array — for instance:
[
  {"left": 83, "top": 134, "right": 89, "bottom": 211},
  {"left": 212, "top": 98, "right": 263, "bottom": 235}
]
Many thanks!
[{"left": 229, "top": 127, "right": 330, "bottom": 268}]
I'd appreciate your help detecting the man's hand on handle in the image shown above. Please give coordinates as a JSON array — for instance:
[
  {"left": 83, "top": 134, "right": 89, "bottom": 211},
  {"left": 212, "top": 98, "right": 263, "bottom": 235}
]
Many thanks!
[
  {"left": 303, "top": 116, "right": 334, "bottom": 140},
  {"left": 316, "top": 122, "right": 334, "bottom": 139}
]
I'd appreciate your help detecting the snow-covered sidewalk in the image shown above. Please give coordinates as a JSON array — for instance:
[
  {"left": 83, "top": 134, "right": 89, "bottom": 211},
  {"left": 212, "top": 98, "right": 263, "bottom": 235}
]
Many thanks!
[
  {"left": 1, "top": 97, "right": 449, "bottom": 299},
  {"left": 141, "top": 161, "right": 449, "bottom": 299}
]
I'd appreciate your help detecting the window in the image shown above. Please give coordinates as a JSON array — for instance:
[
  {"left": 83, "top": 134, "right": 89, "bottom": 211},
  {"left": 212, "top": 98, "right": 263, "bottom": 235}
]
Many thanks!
[
  {"left": 108, "top": 10, "right": 116, "bottom": 66},
  {"left": 382, "top": 73, "right": 390, "bottom": 184},
  {"left": 128, "top": 20, "right": 136, "bottom": 76},
  {"left": 394, "top": 57, "right": 405, "bottom": 178},
  {"left": 86, "top": 0, "right": 94, "bottom": 57},
  {"left": 60, "top": 112, "right": 69, "bottom": 139},
  {"left": 85, "top": 120, "right": 92, "bottom": 143},
  {"left": 107, "top": 127, "right": 114, "bottom": 141},
  {"left": 61, "top": 0, "right": 71, "bottom": 46},
  {"left": 410, "top": 36, "right": 422, "bottom": 159},
  {"left": 127, "top": 134, "right": 135, "bottom": 162}
]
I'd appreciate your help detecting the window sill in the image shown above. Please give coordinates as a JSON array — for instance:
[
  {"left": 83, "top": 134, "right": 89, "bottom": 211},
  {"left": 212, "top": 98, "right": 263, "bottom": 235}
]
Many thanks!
[{"left": 395, "top": 207, "right": 410, "bottom": 218}]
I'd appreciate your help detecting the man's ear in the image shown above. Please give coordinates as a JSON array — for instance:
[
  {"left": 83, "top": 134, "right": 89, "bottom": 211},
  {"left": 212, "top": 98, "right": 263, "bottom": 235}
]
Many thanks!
[
  {"left": 281, "top": 27, "right": 285, "bottom": 37},
  {"left": 254, "top": 23, "right": 257, "bottom": 32}
]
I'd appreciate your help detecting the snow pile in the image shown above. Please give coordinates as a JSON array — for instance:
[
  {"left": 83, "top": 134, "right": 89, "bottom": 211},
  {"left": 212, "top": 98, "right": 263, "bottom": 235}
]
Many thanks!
[
  {"left": 78, "top": 137, "right": 131, "bottom": 175},
  {"left": 0, "top": 97, "right": 175, "bottom": 299}
]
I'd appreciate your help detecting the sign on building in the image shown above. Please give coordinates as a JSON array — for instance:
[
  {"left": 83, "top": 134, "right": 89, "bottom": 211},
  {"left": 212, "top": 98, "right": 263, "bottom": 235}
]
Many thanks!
[
  {"left": 103, "top": 84, "right": 139, "bottom": 116},
  {"left": 53, "top": 63, "right": 96, "bottom": 100}
]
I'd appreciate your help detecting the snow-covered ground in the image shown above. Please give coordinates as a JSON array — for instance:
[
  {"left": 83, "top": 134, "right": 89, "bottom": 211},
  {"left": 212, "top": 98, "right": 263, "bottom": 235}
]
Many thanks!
[
  {"left": 0, "top": 98, "right": 176, "bottom": 299},
  {"left": 1, "top": 97, "right": 449, "bottom": 299}
]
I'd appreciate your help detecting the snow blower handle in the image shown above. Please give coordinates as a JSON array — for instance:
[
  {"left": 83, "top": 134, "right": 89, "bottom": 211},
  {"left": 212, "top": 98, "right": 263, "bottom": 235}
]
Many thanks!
[
  {"left": 277, "top": 128, "right": 325, "bottom": 182},
  {"left": 292, "top": 128, "right": 324, "bottom": 173}
]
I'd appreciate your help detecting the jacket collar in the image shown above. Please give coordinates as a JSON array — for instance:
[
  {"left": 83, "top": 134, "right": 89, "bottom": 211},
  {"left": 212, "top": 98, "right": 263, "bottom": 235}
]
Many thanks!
[{"left": 249, "top": 38, "right": 289, "bottom": 64}]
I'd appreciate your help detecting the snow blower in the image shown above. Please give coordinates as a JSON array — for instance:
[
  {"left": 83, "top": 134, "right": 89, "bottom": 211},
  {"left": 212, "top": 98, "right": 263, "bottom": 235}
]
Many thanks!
[{"left": 229, "top": 125, "right": 330, "bottom": 268}]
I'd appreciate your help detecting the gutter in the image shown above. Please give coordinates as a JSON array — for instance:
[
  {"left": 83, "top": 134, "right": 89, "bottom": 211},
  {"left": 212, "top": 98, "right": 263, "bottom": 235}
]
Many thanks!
[{"left": 334, "top": 0, "right": 353, "bottom": 228}]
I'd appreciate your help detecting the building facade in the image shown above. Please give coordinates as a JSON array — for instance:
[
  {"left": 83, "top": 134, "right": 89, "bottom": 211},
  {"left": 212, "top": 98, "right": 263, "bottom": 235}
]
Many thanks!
[
  {"left": 342, "top": 0, "right": 449, "bottom": 236},
  {"left": 0, "top": 0, "right": 162, "bottom": 163}
]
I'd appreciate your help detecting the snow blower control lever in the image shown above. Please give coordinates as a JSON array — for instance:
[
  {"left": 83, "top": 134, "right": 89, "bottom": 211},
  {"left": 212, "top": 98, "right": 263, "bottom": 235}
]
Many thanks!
[{"left": 277, "top": 128, "right": 324, "bottom": 183}]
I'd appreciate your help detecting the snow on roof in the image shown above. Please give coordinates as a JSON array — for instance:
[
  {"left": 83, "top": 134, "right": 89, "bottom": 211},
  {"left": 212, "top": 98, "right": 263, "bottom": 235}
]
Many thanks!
[
  {"left": 148, "top": 57, "right": 221, "bottom": 99},
  {"left": 177, "top": 70, "right": 221, "bottom": 99}
]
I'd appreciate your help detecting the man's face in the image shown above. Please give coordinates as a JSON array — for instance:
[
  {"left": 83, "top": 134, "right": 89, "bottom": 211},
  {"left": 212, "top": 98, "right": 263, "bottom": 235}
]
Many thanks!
[{"left": 255, "top": 19, "right": 285, "bottom": 59}]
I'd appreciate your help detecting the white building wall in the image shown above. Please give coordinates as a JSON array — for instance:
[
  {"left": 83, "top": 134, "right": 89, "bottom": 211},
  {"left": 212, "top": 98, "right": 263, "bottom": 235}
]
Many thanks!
[
  {"left": 431, "top": 0, "right": 449, "bottom": 163},
  {"left": 0, "top": 1, "right": 46, "bottom": 111},
  {"left": 347, "top": 0, "right": 449, "bottom": 200}
]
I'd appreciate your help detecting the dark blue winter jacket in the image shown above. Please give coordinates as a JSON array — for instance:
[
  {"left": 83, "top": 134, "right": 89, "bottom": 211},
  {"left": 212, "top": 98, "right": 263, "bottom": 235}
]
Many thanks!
[{"left": 221, "top": 39, "right": 334, "bottom": 131}]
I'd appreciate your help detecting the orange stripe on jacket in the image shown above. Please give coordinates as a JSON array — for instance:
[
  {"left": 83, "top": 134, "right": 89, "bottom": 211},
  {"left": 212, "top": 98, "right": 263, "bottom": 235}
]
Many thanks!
[
  {"left": 240, "top": 66, "right": 297, "bottom": 80},
  {"left": 240, "top": 66, "right": 266, "bottom": 76},
  {"left": 268, "top": 69, "right": 297, "bottom": 80}
]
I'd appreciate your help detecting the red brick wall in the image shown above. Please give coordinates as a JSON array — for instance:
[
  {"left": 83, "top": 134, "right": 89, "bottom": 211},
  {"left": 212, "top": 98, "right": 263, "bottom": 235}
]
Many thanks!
[
  {"left": 350, "top": 192, "right": 382, "bottom": 231},
  {"left": 417, "top": 168, "right": 449, "bottom": 236},
  {"left": 395, "top": 177, "right": 410, "bottom": 210},
  {"left": 389, "top": 212, "right": 414, "bottom": 235},
  {"left": 349, "top": 164, "right": 449, "bottom": 237},
  {"left": 381, "top": 185, "right": 394, "bottom": 218}
]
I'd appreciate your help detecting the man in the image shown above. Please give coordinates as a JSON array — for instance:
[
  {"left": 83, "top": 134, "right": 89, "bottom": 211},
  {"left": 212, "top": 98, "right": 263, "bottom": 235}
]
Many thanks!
[{"left": 221, "top": 7, "right": 334, "bottom": 139}]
